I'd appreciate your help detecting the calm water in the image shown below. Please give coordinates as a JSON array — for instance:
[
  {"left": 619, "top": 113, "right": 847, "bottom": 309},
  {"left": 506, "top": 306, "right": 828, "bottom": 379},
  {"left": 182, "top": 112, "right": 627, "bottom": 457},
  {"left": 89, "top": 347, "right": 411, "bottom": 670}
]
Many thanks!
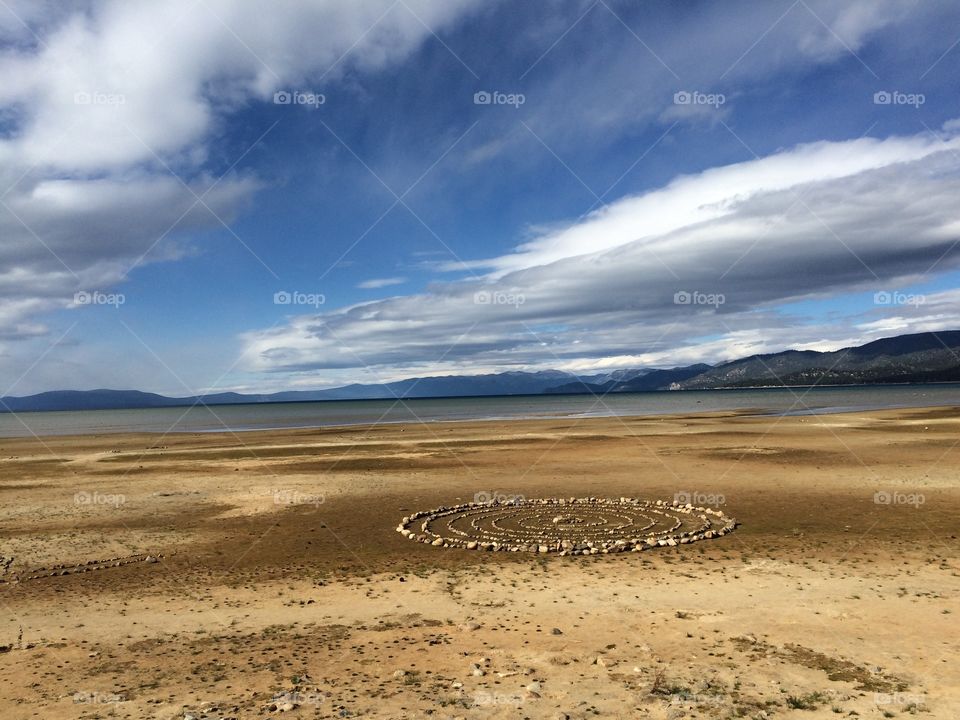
[{"left": 1, "top": 384, "right": 959, "bottom": 438}]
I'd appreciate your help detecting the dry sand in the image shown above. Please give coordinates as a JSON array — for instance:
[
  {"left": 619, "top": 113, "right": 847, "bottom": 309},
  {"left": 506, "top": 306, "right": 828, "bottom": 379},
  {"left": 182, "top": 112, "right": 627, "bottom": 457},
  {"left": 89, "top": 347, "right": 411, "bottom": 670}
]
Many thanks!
[{"left": 0, "top": 407, "right": 958, "bottom": 719}]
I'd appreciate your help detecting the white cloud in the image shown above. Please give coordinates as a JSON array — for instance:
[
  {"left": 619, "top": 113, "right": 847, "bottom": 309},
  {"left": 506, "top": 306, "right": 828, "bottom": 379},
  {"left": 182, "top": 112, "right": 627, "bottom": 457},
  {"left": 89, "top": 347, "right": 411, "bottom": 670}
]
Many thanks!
[
  {"left": 466, "top": 130, "right": 960, "bottom": 277},
  {"left": 358, "top": 277, "right": 407, "bottom": 289},
  {"left": 243, "top": 123, "right": 960, "bottom": 377},
  {"left": 0, "top": 0, "right": 482, "bottom": 172},
  {"left": 0, "top": 0, "right": 483, "bottom": 343}
]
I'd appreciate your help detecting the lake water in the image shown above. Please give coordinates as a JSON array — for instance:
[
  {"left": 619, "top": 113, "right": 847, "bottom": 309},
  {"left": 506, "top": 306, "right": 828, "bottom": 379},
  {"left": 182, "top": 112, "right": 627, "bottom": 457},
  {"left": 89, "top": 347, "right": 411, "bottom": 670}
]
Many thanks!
[{"left": 1, "top": 384, "right": 958, "bottom": 438}]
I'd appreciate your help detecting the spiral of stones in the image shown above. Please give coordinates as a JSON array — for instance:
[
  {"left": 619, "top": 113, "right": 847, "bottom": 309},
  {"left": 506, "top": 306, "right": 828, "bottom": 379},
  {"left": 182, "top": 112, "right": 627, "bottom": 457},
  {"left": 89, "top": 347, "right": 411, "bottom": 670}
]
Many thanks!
[{"left": 396, "top": 497, "right": 736, "bottom": 555}]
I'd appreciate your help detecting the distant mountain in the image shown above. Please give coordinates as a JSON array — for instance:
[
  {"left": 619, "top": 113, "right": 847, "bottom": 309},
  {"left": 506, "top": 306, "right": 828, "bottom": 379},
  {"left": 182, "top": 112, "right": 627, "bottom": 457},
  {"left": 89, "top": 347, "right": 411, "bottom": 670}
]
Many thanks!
[
  {"left": 0, "top": 370, "right": 596, "bottom": 412},
  {"left": 0, "top": 389, "right": 182, "bottom": 412},
  {"left": 544, "top": 364, "right": 711, "bottom": 394},
  {"left": 0, "top": 389, "right": 259, "bottom": 413},
  {"left": 2, "top": 331, "right": 959, "bottom": 413},
  {"left": 319, "top": 370, "right": 581, "bottom": 399},
  {"left": 677, "top": 331, "right": 960, "bottom": 389}
]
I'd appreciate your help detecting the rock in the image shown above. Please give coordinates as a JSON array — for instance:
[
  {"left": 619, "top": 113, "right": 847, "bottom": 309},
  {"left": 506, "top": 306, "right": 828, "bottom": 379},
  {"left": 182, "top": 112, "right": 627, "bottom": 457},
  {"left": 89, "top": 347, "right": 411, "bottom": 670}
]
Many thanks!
[
  {"left": 538, "top": 545, "right": 549, "bottom": 553},
  {"left": 466, "top": 541, "right": 478, "bottom": 550},
  {"left": 596, "top": 656, "right": 617, "bottom": 668},
  {"left": 550, "top": 627, "right": 563, "bottom": 635},
  {"left": 459, "top": 622, "right": 481, "bottom": 632},
  {"left": 393, "top": 670, "right": 407, "bottom": 678},
  {"left": 470, "top": 663, "right": 485, "bottom": 677},
  {"left": 526, "top": 681, "right": 542, "bottom": 693},
  {"left": 431, "top": 538, "right": 444, "bottom": 546}
]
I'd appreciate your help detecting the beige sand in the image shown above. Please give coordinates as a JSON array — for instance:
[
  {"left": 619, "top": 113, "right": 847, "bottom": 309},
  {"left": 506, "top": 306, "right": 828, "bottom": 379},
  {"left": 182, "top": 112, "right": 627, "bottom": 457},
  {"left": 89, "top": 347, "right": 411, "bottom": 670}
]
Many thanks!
[{"left": 0, "top": 407, "right": 958, "bottom": 718}]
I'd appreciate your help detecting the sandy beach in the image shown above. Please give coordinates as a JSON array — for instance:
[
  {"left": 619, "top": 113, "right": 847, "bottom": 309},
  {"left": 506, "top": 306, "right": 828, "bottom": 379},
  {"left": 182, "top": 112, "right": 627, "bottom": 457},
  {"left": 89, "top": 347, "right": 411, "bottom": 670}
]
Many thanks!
[{"left": 1, "top": 407, "right": 958, "bottom": 719}]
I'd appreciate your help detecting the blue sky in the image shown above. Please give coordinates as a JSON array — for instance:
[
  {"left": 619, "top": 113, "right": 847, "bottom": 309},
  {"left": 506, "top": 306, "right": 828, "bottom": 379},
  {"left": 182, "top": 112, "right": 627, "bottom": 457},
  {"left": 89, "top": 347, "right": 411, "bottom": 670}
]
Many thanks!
[{"left": 1, "top": 0, "right": 960, "bottom": 395}]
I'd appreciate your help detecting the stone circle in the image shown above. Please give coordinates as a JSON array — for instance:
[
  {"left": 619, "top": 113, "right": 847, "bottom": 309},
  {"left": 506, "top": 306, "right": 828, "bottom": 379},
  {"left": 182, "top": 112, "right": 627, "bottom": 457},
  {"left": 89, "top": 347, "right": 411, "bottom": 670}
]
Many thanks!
[{"left": 396, "top": 497, "right": 736, "bottom": 554}]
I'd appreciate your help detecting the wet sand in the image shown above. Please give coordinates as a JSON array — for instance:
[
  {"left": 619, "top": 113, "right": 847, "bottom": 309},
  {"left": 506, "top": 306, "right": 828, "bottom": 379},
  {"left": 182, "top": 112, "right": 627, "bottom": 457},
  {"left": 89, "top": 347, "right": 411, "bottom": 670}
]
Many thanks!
[{"left": 0, "top": 407, "right": 958, "bottom": 718}]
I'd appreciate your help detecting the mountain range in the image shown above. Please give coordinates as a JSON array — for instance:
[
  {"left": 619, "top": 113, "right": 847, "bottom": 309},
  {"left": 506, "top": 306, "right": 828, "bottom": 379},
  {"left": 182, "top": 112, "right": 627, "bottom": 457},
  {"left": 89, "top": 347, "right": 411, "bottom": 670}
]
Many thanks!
[{"left": 2, "top": 331, "right": 959, "bottom": 413}]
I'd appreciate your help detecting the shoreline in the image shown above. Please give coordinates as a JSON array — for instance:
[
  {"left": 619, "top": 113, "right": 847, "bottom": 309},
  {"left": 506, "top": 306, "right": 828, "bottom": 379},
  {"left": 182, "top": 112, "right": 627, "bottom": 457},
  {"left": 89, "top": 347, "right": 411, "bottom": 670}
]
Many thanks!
[
  {"left": 1, "top": 395, "right": 959, "bottom": 441},
  {"left": 1, "top": 401, "right": 957, "bottom": 443}
]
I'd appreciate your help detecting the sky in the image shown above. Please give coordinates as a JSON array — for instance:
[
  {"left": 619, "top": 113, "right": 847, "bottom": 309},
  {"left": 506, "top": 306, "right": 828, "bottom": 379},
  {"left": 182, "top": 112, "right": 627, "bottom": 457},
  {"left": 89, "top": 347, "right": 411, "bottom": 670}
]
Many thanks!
[{"left": 1, "top": 0, "right": 960, "bottom": 396}]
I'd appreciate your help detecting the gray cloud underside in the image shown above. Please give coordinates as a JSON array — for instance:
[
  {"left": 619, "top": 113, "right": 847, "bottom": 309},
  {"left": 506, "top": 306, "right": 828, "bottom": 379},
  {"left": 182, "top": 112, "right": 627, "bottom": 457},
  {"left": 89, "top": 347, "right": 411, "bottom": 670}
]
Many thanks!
[{"left": 244, "top": 132, "right": 960, "bottom": 374}]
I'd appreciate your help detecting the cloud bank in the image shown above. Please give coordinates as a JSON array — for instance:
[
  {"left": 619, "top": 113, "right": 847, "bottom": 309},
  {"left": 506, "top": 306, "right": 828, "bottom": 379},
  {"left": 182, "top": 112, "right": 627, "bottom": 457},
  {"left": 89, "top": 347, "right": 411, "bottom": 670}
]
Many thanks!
[
  {"left": 0, "top": 0, "right": 482, "bottom": 339},
  {"left": 243, "top": 124, "right": 960, "bottom": 376}
]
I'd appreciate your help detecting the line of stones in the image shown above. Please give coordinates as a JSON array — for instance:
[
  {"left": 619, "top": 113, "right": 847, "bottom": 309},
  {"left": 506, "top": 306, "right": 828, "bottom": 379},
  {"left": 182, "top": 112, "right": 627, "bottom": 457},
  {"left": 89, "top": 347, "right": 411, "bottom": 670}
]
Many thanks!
[
  {"left": 461, "top": 508, "right": 684, "bottom": 544},
  {"left": 0, "top": 553, "right": 163, "bottom": 583},
  {"left": 490, "top": 509, "right": 655, "bottom": 535},
  {"left": 396, "top": 497, "right": 736, "bottom": 555}
]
